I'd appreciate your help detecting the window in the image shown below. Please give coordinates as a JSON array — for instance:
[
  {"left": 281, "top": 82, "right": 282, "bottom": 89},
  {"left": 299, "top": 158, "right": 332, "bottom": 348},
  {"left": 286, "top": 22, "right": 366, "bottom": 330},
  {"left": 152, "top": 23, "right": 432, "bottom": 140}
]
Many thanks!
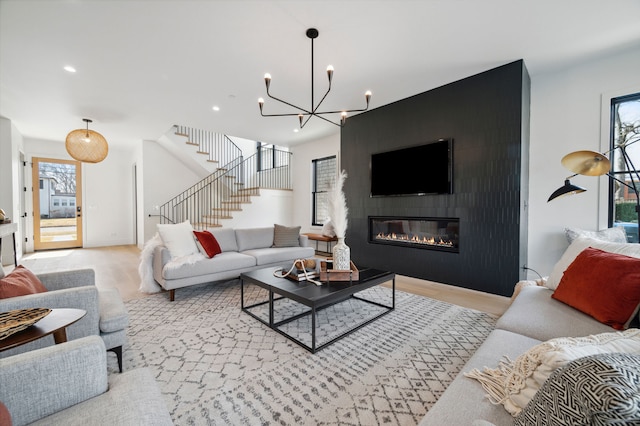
[
  {"left": 609, "top": 92, "right": 640, "bottom": 243},
  {"left": 312, "top": 156, "right": 337, "bottom": 226},
  {"left": 61, "top": 199, "right": 68, "bottom": 206},
  {"left": 53, "top": 199, "right": 60, "bottom": 206}
]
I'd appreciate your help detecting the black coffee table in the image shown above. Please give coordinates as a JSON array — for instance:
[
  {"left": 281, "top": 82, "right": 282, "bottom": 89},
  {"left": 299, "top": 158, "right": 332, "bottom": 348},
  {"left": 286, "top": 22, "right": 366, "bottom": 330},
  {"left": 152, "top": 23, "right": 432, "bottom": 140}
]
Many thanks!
[{"left": 240, "top": 267, "right": 395, "bottom": 353}]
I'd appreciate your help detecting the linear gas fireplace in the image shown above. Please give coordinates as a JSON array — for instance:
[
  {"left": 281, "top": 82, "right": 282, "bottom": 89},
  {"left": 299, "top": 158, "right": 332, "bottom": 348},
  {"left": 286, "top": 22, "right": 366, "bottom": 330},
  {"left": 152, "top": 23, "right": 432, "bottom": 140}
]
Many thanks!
[{"left": 369, "top": 216, "right": 459, "bottom": 253}]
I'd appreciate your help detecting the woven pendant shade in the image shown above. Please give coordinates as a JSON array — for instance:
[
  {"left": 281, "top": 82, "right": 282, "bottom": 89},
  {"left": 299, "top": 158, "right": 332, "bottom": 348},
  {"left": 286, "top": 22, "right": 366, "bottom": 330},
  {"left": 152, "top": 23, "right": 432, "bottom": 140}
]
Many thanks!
[{"left": 65, "top": 119, "right": 108, "bottom": 163}]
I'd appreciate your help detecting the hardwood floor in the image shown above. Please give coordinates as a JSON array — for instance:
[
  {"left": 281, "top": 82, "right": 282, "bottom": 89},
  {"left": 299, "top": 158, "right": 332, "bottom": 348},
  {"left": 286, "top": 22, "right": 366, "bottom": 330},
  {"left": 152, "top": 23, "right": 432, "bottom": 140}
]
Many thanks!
[{"left": 6, "top": 245, "right": 511, "bottom": 316}]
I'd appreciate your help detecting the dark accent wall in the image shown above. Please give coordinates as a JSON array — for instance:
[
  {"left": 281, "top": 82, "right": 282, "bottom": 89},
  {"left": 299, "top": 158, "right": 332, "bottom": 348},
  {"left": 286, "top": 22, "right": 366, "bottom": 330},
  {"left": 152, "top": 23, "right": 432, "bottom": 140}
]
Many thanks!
[{"left": 341, "top": 60, "right": 530, "bottom": 297}]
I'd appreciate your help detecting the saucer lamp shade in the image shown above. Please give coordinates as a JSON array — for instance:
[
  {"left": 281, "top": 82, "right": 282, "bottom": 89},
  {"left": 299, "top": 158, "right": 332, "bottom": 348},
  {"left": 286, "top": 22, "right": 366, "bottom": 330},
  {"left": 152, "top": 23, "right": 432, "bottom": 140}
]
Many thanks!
[
  {"left": 65, "top": 119, "right": 108, "bottom": 163},
  {"left": 547, "top": 178, "right": 586, "bottom": 202}
]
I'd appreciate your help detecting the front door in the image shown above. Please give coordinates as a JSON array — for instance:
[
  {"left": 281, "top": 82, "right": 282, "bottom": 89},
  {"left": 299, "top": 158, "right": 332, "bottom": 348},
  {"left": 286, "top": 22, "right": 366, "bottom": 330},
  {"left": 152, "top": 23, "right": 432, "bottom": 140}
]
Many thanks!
[{"left": 32, "top": 157, "right": 83, "bottom": 250}]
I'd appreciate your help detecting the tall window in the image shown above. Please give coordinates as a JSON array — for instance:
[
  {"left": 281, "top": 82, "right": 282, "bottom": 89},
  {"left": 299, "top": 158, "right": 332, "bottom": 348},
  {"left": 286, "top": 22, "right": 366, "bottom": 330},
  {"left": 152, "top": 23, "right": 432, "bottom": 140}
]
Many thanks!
[
  {"left": 312, "top": 156, "right": 337, "bottom": 226},
  {"left": 609, "top": 92, "right": 640, "bottom": 242}
]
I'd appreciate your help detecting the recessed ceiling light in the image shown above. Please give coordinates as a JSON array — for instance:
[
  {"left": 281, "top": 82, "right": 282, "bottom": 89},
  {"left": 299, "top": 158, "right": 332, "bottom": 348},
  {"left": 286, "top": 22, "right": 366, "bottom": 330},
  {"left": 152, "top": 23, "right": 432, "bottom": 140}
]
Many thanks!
[
  {"left": 212, "top": 106, "right": 220, "bottom": 112},
  {"left": 64, "top": 65, "right": 76, "bottom": 73},
  {"left": 293, "top": 129, "right": 299, "bottom": 133}
]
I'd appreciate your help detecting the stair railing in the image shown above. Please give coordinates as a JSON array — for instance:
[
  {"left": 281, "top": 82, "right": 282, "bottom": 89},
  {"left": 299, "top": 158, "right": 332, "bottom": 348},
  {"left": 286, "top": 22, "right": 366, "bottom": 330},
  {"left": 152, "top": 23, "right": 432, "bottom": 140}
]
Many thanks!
[
  {"left": 174, "top": 125, "right": 242, "bottom": 166},
  {"left": 159, "top": 147, "right": 292, "bottom": 229}
]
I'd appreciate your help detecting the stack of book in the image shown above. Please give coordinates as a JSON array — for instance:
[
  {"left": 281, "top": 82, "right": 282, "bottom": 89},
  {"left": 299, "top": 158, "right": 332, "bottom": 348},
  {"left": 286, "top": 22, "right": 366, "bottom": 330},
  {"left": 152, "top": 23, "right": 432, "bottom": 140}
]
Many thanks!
[{"left": 284, "top": 263, "right": 318, "bottom": 282}]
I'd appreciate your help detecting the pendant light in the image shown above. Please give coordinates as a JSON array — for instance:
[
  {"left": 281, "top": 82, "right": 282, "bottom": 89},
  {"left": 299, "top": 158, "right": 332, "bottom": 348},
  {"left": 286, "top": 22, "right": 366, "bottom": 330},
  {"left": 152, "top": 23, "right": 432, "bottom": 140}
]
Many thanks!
[{"left": 65, "top": 118, "right": 108, "bottom": 163}]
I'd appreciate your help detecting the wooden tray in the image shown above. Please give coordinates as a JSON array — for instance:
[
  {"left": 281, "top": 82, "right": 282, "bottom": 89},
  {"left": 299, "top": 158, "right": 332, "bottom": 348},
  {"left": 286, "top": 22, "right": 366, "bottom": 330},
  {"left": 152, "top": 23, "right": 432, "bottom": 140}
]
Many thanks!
[
  {"left": 0, "top": 308, "right": 51, "bottom": 340},
  {"left": 320, "top": 260, "right": 359, "bottom": 281}
]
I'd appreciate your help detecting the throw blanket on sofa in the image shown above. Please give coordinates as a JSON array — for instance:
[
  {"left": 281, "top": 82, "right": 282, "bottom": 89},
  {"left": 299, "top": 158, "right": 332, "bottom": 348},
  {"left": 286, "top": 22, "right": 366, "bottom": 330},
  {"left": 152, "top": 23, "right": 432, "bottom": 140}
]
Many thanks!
[
  {"left": 138, "top": 233, "right": 205, "bottom": 293},
  {"left": 464, "top": 329, "right": 640, "bottom": 416}
]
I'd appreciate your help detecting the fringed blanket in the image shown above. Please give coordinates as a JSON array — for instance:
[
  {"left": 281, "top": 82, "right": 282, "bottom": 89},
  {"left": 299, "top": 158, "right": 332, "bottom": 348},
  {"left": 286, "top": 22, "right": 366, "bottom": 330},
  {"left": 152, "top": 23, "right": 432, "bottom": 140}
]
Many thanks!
[
  {"left": 138, "top": 233, "right": 205, "bottom": 293},
  {"left": 464, "top": 329, "right": 640, "bottom": 416}
]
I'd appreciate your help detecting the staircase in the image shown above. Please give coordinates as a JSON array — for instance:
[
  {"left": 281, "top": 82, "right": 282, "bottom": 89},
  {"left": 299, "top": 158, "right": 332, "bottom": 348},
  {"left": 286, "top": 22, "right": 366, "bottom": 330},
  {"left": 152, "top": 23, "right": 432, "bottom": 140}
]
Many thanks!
[
  {"left": 159, "top": 126, "right": 292, "bottom": 229},
  {"left": 174, "top": 125, "right": 242, "bottom": 169}
]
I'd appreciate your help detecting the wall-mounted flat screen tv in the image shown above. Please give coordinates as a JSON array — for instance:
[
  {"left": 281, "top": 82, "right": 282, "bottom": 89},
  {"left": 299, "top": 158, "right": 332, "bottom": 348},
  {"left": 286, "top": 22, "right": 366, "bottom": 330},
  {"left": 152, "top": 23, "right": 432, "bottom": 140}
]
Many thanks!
[{"left": 370, "top": 139, "right": 453, "bottom": 197}]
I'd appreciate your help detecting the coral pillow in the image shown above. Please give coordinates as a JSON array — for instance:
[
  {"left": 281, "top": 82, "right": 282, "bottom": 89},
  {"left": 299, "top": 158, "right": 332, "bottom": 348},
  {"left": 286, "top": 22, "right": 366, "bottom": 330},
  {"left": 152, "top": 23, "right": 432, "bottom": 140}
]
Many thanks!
[
  {"left": 0, "top": 265, "right": 48, "bottom": 299},
  {"left": 193, "top": 230, "right": 222, "bottom": 258},
  {"left": 552, "top": 247, "right": 640, "bottom": 330}
]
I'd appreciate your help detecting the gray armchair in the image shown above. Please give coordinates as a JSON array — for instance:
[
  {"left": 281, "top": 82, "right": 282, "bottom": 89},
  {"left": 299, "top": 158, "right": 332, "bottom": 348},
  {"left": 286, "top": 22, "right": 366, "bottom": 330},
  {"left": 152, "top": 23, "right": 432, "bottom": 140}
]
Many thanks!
[
  {"left": 0, "top": 268, "right": 129, "bottom": 372},
  {"left": 0, "top": 335, "right": 172, "bottom": 426}
]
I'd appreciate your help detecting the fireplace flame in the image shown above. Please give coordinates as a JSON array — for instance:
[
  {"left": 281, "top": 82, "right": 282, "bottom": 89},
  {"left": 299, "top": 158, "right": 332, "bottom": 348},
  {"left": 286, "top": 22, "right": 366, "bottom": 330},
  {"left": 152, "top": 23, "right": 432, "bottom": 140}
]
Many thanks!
[{"left": 375, "top": 232, "right": 455, "bottom": 248}]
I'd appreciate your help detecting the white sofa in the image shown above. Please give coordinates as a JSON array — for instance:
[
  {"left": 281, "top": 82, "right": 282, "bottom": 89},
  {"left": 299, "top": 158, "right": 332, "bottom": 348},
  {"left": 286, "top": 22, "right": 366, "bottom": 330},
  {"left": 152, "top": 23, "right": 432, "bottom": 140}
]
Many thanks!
[
  {"left": 152, "top": 226, "right": 314, "bottom": 301},
  {"left": 421, "top": 235, "right": 640, "bottom": 425}
]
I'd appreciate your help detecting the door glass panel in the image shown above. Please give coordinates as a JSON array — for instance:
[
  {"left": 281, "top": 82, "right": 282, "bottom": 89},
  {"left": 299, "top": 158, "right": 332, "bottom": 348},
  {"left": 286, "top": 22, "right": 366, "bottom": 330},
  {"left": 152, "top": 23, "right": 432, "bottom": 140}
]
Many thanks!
[{"left": 33, "top": 158, "right": 82, "bottom": 250}]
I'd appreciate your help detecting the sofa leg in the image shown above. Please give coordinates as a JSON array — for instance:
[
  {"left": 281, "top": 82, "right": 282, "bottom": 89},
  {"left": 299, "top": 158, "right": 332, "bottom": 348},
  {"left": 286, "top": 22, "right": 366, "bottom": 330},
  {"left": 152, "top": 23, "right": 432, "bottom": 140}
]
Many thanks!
[
  {"left": 169, "top": 289, "right": 175, "bottom": 302},
  {"left": 108, "top": 346, "right": 123, "bottom": 373}
]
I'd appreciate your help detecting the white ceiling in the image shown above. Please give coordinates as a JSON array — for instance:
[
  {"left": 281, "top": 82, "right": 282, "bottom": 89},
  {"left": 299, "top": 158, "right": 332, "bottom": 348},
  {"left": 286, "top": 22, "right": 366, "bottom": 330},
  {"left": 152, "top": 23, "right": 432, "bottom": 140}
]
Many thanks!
[{"left": 1, "top": 0, "right": 640, "bottom": 149}]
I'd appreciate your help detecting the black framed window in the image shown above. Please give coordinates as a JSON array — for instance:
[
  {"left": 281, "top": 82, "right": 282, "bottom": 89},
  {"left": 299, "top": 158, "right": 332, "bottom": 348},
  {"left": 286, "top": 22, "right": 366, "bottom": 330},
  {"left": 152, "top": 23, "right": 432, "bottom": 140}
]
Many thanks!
[
  {"left": 312, "top": 156, "right": 337, "bottom": 226},
  {"left": 609, "top": 92, "right": 640, "bottom": 242}
]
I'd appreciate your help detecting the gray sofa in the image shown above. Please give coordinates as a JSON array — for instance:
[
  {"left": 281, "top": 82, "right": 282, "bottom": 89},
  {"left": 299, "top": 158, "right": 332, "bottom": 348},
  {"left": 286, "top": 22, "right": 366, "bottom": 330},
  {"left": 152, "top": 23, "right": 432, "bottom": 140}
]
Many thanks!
[
  {"left": 0, "top": 269, "right": 129, "bottom": 372},
  {"left": 420, "top": 283, "right": 630, "bottom": 425},
  {"left": 0, "top": 335, "right": 172, "bottom": 426},
  {"left": 153, "top": 226, "right": 314, "bottom": 300}
]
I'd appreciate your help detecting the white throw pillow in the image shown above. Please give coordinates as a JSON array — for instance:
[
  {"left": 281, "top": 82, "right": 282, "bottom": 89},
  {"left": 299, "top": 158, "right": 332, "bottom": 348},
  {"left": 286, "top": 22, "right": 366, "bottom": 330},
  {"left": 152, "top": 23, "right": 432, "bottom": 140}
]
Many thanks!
[
  {"left": 157, "top": 220, "right": 199, "bottom": 259},
  {"left": 465, "top": 329, "right": 640, "bottom": 416},
  {"left": 564, "top": 226, "right": 627, "bottom": 243},
  {"left": 322, "top": 218, "right": 336, "bottom": 237},
  {"left": 546, "top": 236, "right": 640, "bottom": 290}
]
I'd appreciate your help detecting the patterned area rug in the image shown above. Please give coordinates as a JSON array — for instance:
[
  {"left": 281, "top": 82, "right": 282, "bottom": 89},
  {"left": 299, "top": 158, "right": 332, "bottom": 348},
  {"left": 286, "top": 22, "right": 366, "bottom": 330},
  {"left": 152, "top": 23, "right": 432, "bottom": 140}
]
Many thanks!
[{"left": 112, "top": 280, "right": 496, "bottom": 425}]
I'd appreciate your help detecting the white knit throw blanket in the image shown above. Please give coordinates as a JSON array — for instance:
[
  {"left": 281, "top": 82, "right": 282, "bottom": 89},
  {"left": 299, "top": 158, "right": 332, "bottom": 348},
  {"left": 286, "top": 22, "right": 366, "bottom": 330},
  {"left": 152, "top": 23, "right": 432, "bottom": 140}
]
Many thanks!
[
  {"left": 464, "top": 329, "right": 640, "bottom": 416},
  {"left": 138, "top": 233, "right": 205, "bottom": 293}
]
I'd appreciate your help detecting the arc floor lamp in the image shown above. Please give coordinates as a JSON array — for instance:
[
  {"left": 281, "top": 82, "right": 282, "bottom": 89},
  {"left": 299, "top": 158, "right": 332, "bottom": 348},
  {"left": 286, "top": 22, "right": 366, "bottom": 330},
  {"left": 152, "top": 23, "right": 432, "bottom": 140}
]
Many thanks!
[{"left": 548, "top": 138, "right": 640, "bottom": 242}]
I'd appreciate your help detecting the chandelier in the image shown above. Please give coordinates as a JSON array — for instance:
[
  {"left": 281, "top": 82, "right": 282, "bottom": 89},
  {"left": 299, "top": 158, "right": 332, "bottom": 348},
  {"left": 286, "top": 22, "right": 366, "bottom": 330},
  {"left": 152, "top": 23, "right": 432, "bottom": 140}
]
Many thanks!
[
  {"left": 65, "top": 118, "right": 109, "bottom": 163},
  {"left": 258, "top": 28, "right": 372, "bottom": 128}
]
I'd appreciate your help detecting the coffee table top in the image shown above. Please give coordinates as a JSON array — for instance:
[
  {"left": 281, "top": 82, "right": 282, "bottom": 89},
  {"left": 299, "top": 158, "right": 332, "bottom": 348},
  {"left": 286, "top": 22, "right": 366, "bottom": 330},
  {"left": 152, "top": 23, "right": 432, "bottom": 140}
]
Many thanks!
[
  {"left": 0, "top": 308, "right": 86, "bottom": 352},
  {"left": 241, "top": 267, "right": 394, "bottom": 307}
]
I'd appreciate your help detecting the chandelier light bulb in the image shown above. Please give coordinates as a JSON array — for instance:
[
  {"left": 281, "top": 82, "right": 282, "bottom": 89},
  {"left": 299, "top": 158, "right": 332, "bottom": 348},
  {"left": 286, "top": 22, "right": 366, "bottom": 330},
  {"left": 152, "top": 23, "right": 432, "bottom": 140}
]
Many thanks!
[
  {"left": 326, "top": 65, "right": 334, "bottom": 83},
  {"left": 258, "top": 98, "right": 264, "bottom": 113},
  {"left": 264, "top": 73, "right": 271, "bottom": 91},
  {"left": 298, "top": 113, "right": 304, "bottom": 127},
  {"left": 341, "top": 111, "right": 347, "bottom": 125},
  {"left": 365, "top": 90, "right": 372, "bottom": 106}
]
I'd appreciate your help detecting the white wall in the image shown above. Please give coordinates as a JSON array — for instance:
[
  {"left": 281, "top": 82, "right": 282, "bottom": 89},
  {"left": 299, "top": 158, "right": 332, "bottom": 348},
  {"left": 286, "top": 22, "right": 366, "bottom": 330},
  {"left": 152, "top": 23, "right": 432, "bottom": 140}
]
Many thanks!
[
  {"left": 141, "top": 139, "right": 202, "bottom": 246},
  {"left": 0, "top": 117, "right": 24, "bottom": 265},
  {"left": 218, "top": 189, "right": 293, "bottom": 229},
  {"left": 527, "top": 46, "right": 640, "bottom": 276},
  {"left": 290, "top": 132, "right": 340, "bottom": 233},
  {"left": 23, "top": 138, "right": 137, "bottom": 249}
]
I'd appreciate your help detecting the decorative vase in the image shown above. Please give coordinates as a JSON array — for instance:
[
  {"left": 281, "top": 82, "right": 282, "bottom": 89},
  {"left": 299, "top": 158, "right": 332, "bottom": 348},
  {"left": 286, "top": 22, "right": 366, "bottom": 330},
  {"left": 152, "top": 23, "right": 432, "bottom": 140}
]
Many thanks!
[{"left": 332, "top": 237, "right": 351, "bottom": 271}]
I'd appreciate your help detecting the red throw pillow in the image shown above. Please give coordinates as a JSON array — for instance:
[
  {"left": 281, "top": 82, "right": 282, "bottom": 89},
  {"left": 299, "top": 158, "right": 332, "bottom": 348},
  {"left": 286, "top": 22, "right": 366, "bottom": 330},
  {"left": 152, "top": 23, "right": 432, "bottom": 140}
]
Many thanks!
[
  {"left": 193, "top": 230, "right": 222, "bottom": 258},
  {"left": 552, "top": 247, "right": 640, "bottom": 330},
  {"left": 0, "top": 401, "right": 11, "bottom": 426},
  {"left": 0, "top": 265, "right": 48, "bottom": 299}
]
